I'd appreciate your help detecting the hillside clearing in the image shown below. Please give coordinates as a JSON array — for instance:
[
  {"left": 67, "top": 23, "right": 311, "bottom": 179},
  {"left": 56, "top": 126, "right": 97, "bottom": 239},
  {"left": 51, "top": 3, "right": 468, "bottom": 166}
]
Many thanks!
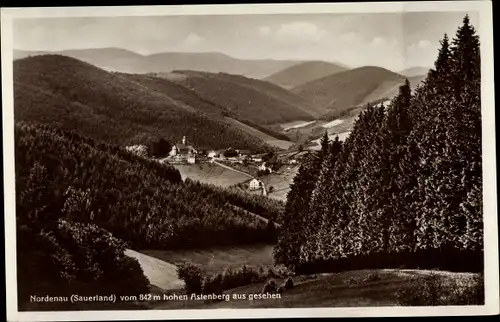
[
  {"left": 265, "top": 139, "right": 295, "bottom": 150},
  {"left": 322, "top": 119, "right": 344, "bottom": 128},
  {"left": 152, "top": 269, "right": 480, "bottom": 309},
  {"left": 141, "top": 244, "right": 274, "bottom": 275},
  {"left": 124, "top": 249, "right": 184, "bottom": 291},
  {"left": 283, "top": 120, "right": 317, "bottom": 131}
]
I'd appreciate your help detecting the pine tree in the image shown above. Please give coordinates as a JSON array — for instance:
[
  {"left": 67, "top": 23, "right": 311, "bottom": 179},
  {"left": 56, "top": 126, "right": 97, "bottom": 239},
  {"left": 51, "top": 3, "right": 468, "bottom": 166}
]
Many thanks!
[
  {"left": 276, "top": 15, "right": 482, "bottom": 272},
  {"left": 320, "top": 130, "right": 330, "bottom": 159},
  {"left": 274, "top": 131, "right": 334, "bottom": 269}
]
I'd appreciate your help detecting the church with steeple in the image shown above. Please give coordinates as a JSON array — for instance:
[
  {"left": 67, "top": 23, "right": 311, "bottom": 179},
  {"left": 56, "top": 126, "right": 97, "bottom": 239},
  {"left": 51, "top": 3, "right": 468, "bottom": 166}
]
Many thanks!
[{"left": 169, "top": 136, "right": 197, "bottom": 163}]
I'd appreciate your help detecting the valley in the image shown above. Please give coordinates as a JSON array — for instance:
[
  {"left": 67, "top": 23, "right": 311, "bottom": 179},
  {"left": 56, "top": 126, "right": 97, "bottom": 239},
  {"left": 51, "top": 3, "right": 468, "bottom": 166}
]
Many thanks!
[{"left": 13, "top": 15, "right": 483, "bottom": 312}]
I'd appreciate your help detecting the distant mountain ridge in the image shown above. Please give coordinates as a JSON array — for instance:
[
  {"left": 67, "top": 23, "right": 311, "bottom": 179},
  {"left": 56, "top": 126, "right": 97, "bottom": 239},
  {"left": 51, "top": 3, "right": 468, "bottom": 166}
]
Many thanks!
[
  {"left": 264, "top": 61, "right": 349, "bottom": 89},
  {"left": 13, "top": 54, "right": 281, "bottom": 151},
  {"left": 14, "top": 48, "right": 304, "bottom": 79}
]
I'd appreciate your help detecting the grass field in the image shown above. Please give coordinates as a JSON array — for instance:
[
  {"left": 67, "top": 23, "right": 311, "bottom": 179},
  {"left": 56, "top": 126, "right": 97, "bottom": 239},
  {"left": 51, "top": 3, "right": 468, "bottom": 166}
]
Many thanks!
[
  {"left": 173, "top": 163, "right": 250, "bottom": 188},
  {"left": 259, "top": 166, "right": 300, "bottom": 201},
  {"left": 150, "top": 269, "right": 480, "bottom": 309},
  {"left": 124, "top": 249, "right": 184, "bottom": 291},
  {"left": 141, "top": 244, "right": 275, "bottom": 276}
]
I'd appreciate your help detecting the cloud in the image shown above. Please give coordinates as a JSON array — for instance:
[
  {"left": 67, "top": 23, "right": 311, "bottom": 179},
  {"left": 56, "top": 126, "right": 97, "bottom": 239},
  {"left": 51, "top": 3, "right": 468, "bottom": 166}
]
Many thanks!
[
  {"left": 371, "top": 37, "right": 386, "bottom": 46},
  {"left": 264, "top": 21, "right": 329, "bottom": 44},
  {"left": 181, "top": 32, "right": 205, "bottom": 47},
  {"left": 408, "top": 39, "right": 432, "bottom": 51},
  {"left": 417, "top": 39, "right": 432, "bottom": 49},
  {"left": 369, "top": 37, "right": 399, "bottom": 50},
  {"left": 258, "top": 26, "right": 271, "bottom": 36},
  {"left": 339, "top": 31, "right": 360, "bottom": 44}
]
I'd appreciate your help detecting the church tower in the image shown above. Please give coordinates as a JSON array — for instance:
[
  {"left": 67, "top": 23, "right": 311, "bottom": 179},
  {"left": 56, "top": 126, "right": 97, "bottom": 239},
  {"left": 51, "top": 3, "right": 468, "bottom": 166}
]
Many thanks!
[{"left": 182, "top": 136, "right": 186, "bottom": 145}]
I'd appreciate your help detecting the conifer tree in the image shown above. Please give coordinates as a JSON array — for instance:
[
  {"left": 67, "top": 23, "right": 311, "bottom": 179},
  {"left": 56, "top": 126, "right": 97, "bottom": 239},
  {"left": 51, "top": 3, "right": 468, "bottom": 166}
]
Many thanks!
[
  {"left": 274, "top": 148, "right": 325, "bottom": 269},
  {"left": 275, "top": 15, "right": 482, "bottom": 272}
]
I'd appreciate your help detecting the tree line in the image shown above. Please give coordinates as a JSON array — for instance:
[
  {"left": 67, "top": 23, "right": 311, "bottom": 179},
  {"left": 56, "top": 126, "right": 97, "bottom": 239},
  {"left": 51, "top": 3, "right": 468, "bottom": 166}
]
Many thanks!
[{"left": 274, "top": 16, "right": 482, "bottom": 273}]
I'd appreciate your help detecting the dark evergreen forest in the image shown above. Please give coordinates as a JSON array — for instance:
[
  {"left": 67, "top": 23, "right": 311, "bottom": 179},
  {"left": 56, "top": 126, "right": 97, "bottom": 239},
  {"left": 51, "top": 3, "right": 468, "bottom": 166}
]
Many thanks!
[
  {"left": 15, "top": 123, "right": 283, "bottom": 309},
  {"left": 274, "top": 16, "right": 483, "bottom": 274}
]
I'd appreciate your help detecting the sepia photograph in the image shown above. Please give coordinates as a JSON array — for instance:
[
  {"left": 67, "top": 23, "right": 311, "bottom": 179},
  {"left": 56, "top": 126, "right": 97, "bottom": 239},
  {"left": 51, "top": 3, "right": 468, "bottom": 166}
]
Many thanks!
[{"left": 1, "top": 1, "right": 498, "bottom": 321}]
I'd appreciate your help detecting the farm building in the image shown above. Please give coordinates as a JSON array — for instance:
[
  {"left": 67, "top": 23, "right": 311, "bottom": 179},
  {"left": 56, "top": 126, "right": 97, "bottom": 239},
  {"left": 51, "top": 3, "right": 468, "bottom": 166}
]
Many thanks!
[
  {"left": 251, "top": 154, "right": 265, "bottom": 162},
  {"left": 207, "top": 150, "right": 218, "bottom": 158},
  {"left": 249, "top": 178, "right": 262, "bottom": 190},
  {"left": 236, "top": 149, "right": 251, "bottom": 157}
]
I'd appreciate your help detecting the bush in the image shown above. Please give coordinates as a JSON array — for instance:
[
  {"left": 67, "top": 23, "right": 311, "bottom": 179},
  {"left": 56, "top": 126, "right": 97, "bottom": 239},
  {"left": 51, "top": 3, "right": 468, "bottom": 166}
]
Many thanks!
[
  {"left": 283, "top": 277, "right": 294, "bottom": 290},
  {"left": 345, "top": 276, "right": 358, "bottom": 285},
  {"left": 198, "top": 265, "right": 292, "bottom": 295},
  {"left": 177, "top": 262, "right": 205, "bottom": 294},
  {"left": 262, "top": 279, "right": 278, "bottom": 293},
  {"left": 202, "top": 273, "right": 224, "bottom": 298},
  {"left": 16, "top": 219, "right": 150, "bottom": 310},
  {"left": 266, "top": 267, "right": 277, "bottom": 279},
  {"left": 363, "top": 273, "right": 381, "bottom": 283}
]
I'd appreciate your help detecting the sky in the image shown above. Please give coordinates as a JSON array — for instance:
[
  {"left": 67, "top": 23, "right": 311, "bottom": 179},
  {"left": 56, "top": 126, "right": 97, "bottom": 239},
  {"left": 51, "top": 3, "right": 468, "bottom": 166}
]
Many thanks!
[{"left": 13, "top": 11, "right": 479, "bottom": 72}]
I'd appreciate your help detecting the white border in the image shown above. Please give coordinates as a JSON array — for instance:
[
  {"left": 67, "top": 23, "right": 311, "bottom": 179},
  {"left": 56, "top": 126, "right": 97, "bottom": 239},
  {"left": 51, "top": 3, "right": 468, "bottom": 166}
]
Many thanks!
[{"left": 2, "top": 1, "right": 498, "bottom": 321}]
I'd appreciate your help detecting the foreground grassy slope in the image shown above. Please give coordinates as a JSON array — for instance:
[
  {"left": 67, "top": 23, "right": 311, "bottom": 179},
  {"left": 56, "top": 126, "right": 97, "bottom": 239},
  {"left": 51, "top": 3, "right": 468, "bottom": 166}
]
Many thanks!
[
  {"left": 151, "top": 269, "right": 480, "bottom": 309},
  {"left": 14, "top": 55, "right": 269, "bottom": 151}
]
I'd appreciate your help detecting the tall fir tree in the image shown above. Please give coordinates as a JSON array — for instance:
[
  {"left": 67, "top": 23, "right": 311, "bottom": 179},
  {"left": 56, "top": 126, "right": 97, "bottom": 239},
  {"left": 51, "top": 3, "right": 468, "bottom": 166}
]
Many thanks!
[
  {"left": 274, "top": 134, "right": 331, "bottom": 269},
  {"left": 275, "top": 15, "right": 482, "bottom": 273}
]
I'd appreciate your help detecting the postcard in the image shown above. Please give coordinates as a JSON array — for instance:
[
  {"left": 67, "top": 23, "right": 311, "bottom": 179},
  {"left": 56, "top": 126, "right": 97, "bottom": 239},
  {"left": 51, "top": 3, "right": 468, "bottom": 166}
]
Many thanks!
[{"left": 2, "top": 1, "right": 498, "bottom": 320}]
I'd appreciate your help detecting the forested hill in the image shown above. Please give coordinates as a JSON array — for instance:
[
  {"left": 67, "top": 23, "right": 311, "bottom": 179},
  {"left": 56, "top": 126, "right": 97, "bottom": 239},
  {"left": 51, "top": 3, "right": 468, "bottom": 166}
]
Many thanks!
[
  {"left": 292, "top": 66, "right": 406, "bottom": 117},
  {"left": 16, "top": 122, "right": 283, "bottom": 309},
  {"left": 264, "top": 61, "right": 349, "bottom": 90},
  {"left": 154, "top": 70, "right": 318, "bottom": 124},
  {"left": 275, "top": 16, "right": 482, "bottom": 274},
  {"left": 13, "top": 55, "right": 270, "bottom": 151}
]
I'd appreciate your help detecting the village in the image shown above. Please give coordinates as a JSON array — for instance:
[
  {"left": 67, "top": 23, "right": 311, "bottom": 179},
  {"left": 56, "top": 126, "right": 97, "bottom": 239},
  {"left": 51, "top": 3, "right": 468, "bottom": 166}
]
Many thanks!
[{"left": 126, "top": 136, "right": 306, "bottom": 197}]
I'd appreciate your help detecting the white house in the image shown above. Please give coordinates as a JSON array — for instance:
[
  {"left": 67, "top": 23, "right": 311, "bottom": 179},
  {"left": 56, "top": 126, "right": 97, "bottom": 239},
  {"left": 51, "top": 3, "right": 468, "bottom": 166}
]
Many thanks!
[
  {"left": 187, "top": 155, "right": 196, "bottom": 164},
  {"left": 249, "top": 178, "right": 262, "bottom": 190},
  {"left": 259, "top": 162, "right": 272, "bottom": 173},
  {"left": 207, "top": 150, "right": 218, "bottom": 158},
  {"left": 251, "top": 154, "right": 265, "bottom": 162}
]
